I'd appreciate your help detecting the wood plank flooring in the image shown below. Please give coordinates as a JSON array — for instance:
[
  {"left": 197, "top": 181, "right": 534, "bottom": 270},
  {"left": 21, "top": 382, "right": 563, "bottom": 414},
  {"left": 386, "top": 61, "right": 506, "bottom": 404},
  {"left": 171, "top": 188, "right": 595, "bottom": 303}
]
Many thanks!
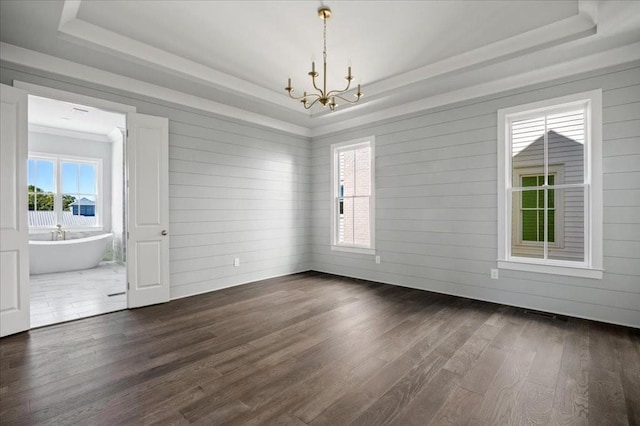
[{"left": 1, "top": 271, "right": 638, "bottom": 425}]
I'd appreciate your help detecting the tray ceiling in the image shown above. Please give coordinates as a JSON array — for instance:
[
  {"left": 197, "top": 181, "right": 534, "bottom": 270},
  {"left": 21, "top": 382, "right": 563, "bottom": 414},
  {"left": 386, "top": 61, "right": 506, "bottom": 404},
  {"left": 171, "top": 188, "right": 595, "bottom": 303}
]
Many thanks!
[{"left": 1, "top": 0, "right": 639, "bottom": 136}]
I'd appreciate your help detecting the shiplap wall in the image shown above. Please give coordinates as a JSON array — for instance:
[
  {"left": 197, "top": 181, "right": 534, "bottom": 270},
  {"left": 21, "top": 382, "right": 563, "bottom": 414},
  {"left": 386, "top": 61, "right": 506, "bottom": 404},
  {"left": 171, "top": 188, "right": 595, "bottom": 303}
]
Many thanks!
[
  {"left": 2, "top": 60, "right": 638, "bottom": 327},
  {"left": 1, "top": 63, "right": 312, "bottom": 300},
  {"left": 310, "top": 62, "right": 640, "bottom": 328}
]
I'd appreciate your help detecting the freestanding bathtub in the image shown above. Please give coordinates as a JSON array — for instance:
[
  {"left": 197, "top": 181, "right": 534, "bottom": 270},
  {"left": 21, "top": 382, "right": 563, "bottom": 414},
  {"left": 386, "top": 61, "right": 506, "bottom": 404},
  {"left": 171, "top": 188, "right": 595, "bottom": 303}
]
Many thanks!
[{"left": 29, "top": 233, "right": 114, "bottom": 275}]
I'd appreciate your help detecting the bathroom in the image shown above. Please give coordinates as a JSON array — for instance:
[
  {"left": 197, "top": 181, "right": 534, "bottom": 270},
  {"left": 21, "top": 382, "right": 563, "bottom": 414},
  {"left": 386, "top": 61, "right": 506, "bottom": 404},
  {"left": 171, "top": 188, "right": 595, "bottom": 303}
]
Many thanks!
[{"left": 27, "top": 95, "right": 127, "bottom": 327}]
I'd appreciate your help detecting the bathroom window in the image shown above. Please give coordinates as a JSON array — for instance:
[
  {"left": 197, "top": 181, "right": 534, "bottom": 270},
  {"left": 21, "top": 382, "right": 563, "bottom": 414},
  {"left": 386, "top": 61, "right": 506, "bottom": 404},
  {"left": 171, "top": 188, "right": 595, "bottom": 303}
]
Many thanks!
[{"left": 28, "top": 154, "right": 102, "bottom": 230}]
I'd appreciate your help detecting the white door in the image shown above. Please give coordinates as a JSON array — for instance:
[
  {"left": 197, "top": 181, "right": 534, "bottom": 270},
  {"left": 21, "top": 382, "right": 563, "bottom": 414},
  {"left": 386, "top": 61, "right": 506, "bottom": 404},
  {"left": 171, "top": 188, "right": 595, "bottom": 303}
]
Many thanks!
[
  {"left": 0, "top": 84, "right": 29, "bottom": 337},
  {"left": 126, "top": 113, "right": 170, "bottom": 308}
]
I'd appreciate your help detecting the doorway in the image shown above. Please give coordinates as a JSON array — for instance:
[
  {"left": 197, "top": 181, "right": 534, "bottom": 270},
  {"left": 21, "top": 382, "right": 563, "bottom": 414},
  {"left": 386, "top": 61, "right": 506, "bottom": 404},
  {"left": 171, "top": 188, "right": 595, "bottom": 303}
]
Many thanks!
[
  {"left": 1, "top": 81, "right": 170, "bottom": 337},
  {"left": 27, "top": 95, "right": 127, "bottom": 327}
]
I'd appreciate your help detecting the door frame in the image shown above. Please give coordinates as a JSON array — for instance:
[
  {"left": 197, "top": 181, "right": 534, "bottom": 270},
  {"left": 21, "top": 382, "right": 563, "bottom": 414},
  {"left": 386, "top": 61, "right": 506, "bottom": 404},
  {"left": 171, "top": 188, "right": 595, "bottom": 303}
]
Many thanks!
[{"left": 12, "top": 81, "right": 137, "bottom": 319}]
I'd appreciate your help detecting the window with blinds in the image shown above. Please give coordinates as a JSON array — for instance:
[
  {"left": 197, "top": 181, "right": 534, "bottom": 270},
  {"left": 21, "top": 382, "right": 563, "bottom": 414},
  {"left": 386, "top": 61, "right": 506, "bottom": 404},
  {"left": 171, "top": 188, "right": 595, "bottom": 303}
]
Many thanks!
[
  {"left": 497, "top": 90, "right": 603, "bottom": 279},
  {"left": 509, "top": 108, "right": 585, "bottom": 262},
  {"left": 331, "top": 138, "right": 375, "bottom": 252}
]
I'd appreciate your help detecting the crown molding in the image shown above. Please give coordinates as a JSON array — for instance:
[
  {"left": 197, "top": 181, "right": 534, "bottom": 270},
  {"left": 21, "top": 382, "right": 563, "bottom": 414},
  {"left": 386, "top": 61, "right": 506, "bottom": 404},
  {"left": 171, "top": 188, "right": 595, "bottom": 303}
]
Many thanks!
[
  {"left": 14, "top": 80, "right": 137, "bottom": 114},
  {"left": 3, "top": 40, "right": 639, "bottom": 139},
  {"left": 57, "top": 0, "right": 302, "bottom": 115},
  {"left": 312, "top": 10, "right": 596, "bottom": 118},
  {"left": 309, "top": 41, "right": 640, "bottom": 138},
  {"left": 58, "top": 0, "right": 81, "bottom": 28},
  {"left": 56, "top": 0, "right": 599, "bottom": 123},
  {"left": 0, "top": 43, "right": 311, "bottom": 137},
  {"left": 578, "top": 0, "right": 598, "bottom": 23},
  {"left": 29, "top": 123, "right": 112, "bottom": 142}
]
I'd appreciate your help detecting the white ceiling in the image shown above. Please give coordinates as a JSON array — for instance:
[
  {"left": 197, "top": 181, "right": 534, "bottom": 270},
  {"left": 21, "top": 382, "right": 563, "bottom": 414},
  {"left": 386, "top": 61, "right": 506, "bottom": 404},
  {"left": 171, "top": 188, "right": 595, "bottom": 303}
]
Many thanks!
[
  {"left": 1, "top": 1, "right": 639, "bottom": 136},
  {"left": 76, "top": 1, "right": 577, "bottom": 93},
  {"left": 28, "top": 95, "right": 126, "bottom": 137}
]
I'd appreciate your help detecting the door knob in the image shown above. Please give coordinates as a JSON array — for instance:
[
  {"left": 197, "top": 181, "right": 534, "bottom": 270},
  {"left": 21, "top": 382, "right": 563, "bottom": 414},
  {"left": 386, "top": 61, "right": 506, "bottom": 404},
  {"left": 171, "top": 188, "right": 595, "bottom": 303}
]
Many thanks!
[{"left": 161, "top": 230, "right": 168, "bottom": 236}]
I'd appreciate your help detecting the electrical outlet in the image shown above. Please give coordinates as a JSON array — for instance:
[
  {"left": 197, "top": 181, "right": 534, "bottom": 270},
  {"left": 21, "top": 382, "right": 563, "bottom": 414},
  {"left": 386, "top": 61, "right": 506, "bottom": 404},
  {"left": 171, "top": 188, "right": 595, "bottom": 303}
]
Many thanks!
[
  {"left": 234, "top": 258, "right": 240, "bottom": 267},
  {"left": 491, "top": 268, "right": 499, "bottom": 279},
  {"left": 375, "top": 255, "right": 381, "bottom": 264}
]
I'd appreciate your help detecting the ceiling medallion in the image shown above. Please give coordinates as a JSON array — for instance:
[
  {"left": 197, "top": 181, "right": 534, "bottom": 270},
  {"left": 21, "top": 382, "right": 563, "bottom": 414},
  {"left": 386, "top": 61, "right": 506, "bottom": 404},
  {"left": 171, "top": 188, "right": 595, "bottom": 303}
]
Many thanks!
[{"left": 285, "top": 6, "right": 362, "bottom": 111}]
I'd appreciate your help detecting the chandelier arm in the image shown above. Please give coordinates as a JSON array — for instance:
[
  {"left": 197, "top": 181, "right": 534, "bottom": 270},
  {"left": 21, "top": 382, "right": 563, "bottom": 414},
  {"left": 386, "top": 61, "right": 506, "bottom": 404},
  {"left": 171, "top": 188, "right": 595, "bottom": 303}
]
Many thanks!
[
  {"left": 332, "top": 94, "right": 362, "bottom": 105},
  {"left": 286, "top": 6, "right": 362, "bottom": 111},
  {"left": 326, "top": 79, "right": 353, "bottom": 98},
  {"left": 310, "top": 74, "right": 324, "bottom": 96},
  {"left": 304, "top": 97, "right": 322, "bottom": 109},
  {"left": 287, "top": 91, "right": 306, "bottom": 101},
  {"left": 287, "top": 91, "right": 320, "bottom": 101}
]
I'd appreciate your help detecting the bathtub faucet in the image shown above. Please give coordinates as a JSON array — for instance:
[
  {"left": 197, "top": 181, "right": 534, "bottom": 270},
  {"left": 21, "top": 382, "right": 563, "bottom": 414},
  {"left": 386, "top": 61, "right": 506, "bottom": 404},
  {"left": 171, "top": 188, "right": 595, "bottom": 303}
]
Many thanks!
[{"left": 52, "top": 224, "right": 66, "bottom": 241}]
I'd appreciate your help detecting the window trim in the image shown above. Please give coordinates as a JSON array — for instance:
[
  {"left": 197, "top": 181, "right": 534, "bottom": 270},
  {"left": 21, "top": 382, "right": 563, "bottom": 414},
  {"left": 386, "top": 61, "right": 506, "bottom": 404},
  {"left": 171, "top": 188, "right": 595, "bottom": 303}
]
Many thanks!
[
  {"left": 330, "top": 136, "right": 376, "bottom": 255},
  {"left": 28, "top": 152, "right": 103, "bottom": 232},
  {"left": 497, "top": 90, "right": 603, "bottom": 279}
]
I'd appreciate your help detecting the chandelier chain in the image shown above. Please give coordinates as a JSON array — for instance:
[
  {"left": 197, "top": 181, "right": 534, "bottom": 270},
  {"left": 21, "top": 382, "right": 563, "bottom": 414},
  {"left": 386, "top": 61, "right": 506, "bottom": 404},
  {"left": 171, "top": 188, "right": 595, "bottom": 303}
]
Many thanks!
[{"left": 323, "top": 15, "right": 327, "bottom": 63}]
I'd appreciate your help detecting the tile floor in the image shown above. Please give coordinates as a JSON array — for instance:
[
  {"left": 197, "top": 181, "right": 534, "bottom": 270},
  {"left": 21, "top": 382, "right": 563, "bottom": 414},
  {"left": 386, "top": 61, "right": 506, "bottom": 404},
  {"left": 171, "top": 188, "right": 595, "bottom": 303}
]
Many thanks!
[{"left": 29, "top": 262, "right": 127, "bottom": 328}]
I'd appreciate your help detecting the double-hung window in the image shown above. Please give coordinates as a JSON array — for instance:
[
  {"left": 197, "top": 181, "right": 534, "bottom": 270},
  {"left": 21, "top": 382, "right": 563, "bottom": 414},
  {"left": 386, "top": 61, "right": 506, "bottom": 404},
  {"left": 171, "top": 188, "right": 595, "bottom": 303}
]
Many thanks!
[
  {"left": 331, "top": 137, "right": 375, "bottom": 254},
  {"left": 28, "top": 154, "right": 102, "bottom": 230},
  {"left": 497, "top": 90, "right": 602, "bottom": 278}
]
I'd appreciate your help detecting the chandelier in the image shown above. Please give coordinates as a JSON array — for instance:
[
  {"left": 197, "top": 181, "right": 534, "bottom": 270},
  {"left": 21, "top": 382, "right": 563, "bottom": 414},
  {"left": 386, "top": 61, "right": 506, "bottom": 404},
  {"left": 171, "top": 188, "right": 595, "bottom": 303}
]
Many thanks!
[{"left": 285, "top": 6, "right": 362, "bottom": 111}]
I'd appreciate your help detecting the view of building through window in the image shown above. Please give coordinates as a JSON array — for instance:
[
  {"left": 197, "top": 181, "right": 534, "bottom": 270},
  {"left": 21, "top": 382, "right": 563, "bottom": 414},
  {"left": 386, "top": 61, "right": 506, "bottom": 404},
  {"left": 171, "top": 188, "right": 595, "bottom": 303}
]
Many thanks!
[{"left": 510, "top": 109, "right": 585, "bottom": 262}]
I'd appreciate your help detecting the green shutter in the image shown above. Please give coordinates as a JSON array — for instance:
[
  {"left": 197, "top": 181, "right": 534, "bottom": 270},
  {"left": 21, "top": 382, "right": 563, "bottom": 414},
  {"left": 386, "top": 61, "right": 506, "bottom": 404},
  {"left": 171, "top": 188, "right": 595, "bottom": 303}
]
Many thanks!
[{"left": 522, "top": 210, "right": 538, "bottom": 241}]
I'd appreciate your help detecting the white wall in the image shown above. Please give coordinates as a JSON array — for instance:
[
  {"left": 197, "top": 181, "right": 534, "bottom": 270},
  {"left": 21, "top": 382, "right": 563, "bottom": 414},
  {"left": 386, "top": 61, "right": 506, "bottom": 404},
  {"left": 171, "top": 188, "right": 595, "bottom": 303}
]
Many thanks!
[
  {"left": 5, "top": 59, "right": 638, "bottom": 327},
  {"left": 2, "top": 63, "right": 312, "bottom": 300},
  {"left": 310, "top": 61, "right": 640, "bottom": 328},
  {"left": 28, "top": 130, "right": 112, "bottom": 235},
  {"left": 165, "top": 114, "right": 311, "bottom": 299}
]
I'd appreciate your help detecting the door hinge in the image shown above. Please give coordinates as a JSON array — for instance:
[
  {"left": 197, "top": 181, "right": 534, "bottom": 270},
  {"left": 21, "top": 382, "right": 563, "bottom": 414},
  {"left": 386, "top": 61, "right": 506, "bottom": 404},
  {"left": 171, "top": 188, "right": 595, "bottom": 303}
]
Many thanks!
[
  {"left": 127, "top": 231, "right": 129, "bottom": 240},
  {"left": 127, "top": 282, "right": 130, "bottom": 290},
  {"left": 126, "top": 129, "right": 129, "bottom": 137}
]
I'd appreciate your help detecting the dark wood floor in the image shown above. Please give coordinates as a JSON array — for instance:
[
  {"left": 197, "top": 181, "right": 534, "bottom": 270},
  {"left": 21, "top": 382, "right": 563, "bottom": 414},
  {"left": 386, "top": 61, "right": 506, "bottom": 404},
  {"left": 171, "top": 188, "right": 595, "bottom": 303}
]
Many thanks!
[{"left": 1, "top": 272, "right": 638, "bottom": 425}]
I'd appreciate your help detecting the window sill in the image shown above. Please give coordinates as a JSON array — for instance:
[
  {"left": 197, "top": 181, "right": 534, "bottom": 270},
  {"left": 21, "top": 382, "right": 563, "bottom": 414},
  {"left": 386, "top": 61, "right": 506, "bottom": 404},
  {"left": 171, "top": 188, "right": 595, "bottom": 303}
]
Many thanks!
[
  {"left": 498, "top": 259, "right": 603, "bottom": 279},
  {"left": 331, "top": 245, "right": 375, "bottom": 255}
]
